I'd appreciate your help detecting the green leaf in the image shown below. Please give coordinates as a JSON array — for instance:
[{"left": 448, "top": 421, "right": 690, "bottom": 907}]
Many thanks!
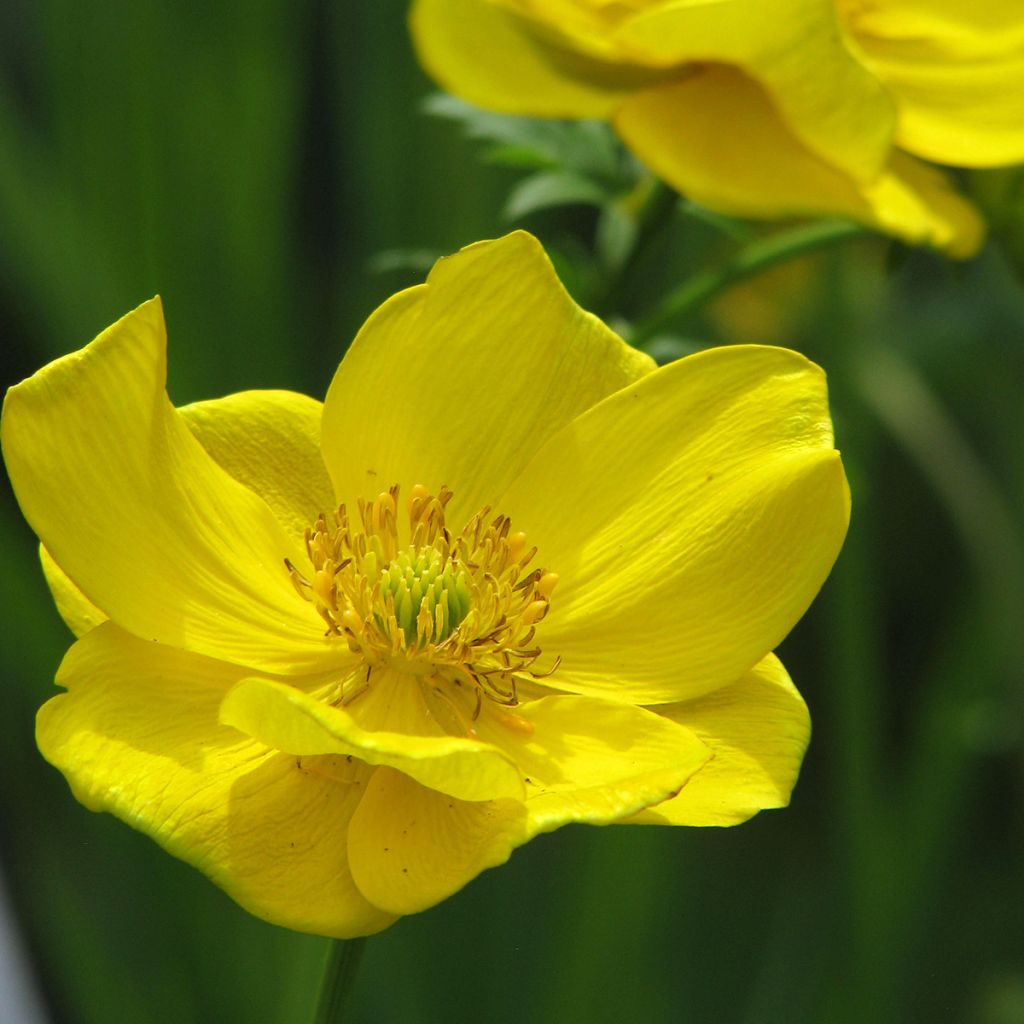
[
  {"left": 502, "top": 170, "right": 610, "bottom": 221},
  {"left": 423, "top": 93, "right": 632, "bottom": 186}
]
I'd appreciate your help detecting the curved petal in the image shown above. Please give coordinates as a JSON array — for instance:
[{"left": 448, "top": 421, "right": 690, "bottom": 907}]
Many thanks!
[
  {"left": 410, "top": 0, "right": 650, "bottom": 118},
  {"left": 40, "top": 545, "right": 106, "bottom": 637},
  {"left": 851, "top": 10, "right": 1024, "bottom": 167},
  {"left": 472, "top": 694, "right": 710, "bottom": 835},
  {"left": 180, "top": 390, "right": 335, "bottom": 541},
  {"left": 321, "top": 232, "right": 655, "bottom": 526},
  {"left": 614, "top": 66, "right": 985, "bottom": 257},
  {"left": 219, "top": 673, "right": 526, "bottom": 803},
  {"left": 347, "top": 767, "right": 528, "bottom": 915},
  {"left": 1, "top": 298, "right": 344, "bottom": 674},
  {"left": 628, "top": 653, "right": 810, "bottom": 826},
  {"left": 616, "top": 0, "right": 896, "bottom": 182},
  {"left": 499, "top": 344, "right": 850, "bottom": 705},
  {"left": 37, "top": 623, "right": 393, "bottom": 938}
]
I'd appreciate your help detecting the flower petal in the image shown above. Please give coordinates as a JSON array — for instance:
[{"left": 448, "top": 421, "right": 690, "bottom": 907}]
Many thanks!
[
  {"left": 614, "top": 66, "right": 985, "bottom": 256},
  {"left": 37, "top": 623, "right": 393, "bottom": 938},
  {"left": 219, "top": 673, "right": 526, "bottom": 803},
  {"left": 40, "top": 545, "right": 106, "bottom": 637},
  {"left": 615, "top": 0, "right": 896, "bottom": 182},
  {"left": 321, "top": 232, "right": 655, "bottom": 525},
  {"left": 409, "top": 0, "right": 648, "bottom": 117},
  {"left": 1, "top": 299, "right": 339, "bottom": 674},
  {"left": 472, "top": 694, "right": 710, "bottom": 835},
  {"left": 500, "top": 344, "right": 849, "bottom": 705},
  {"left": 179, "top": 389, "right": 335, "bottom": 541},
  {"left": 628, "top": 653, "right": 810, "bottom": 826},
  {"left": 852, "top": 8, "right": 1024, "bottom": 167},
  {"left": 347, "top": 767, "right": 528, "bottom": 915}
]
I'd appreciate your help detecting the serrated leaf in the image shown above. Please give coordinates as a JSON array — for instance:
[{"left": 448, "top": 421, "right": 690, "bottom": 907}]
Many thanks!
[
  {"left": 423, "top": 93, "right": 635, "bottom": 188},
  {"left": 502, "top": 171, "right": 611, "bottom": 221}
]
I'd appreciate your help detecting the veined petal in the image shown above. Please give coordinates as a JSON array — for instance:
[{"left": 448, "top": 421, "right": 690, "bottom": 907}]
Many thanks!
[
  {"left": 500, "top": 345, "right": 849, "bottom": 705},
  {"left": 35, "top": 391, "right": 331, "bottom": 640},
  {"left": 614, "top": 66, "right": 984, "bottom": 256},
  {"left": 410, "top": 0, "right": 653, "bottom": 118},
  {"left": 1, "top": 299, "right": 343, "bottom": 674},
  {"left": 347, "top": 767, "right": 528, "bottom": 915},
  {"left": 180, "top": 390, "right": 335, "bottom": 541},
  {"left": 472, "top": 695, "right": 710, "bottom": 835},
  {"left": 615, "top": 0, "right": 897, "bottom": 182},
  {"left": 852, "top": 14, "right": 1024, "bottom": 167},
  {"left": 628, "top": 654, "right": 810, "bottom": 826},
  {"left": 219, "top": 673, "right": 526, "bottom": 803},
  {"left": 321, "top": 232, "right": 654, "bottom": 526},
  {"left": 40, "top": 545, "right": 105, "bottom": 638},
  {"left": 36, "top": 623, "right": 393, "bottom": 938}
]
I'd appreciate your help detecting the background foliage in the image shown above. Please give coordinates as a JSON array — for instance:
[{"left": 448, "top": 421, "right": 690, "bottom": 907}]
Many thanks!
[{"left": 1, "top": 2, "right": 1023, "bottom": 1022}]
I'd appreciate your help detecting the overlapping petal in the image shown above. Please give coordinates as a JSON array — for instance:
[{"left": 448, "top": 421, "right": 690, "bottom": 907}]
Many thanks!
[
  {"left": 852, "top": 13, "right": 1024, "bottom": 167},
  {"left": 347, "top": 767, "right": 529, "bottom": 915},
  {"left": 180, "top": 389, "right": 335, "bottom": 541},
  {"left": 500, "top": 343, "right": 849, "bottom": 704},
  {"left": 1, "top": 299, "right": 345, "bottom": 675},
  {"left": 40, "top": 545, "right": 105, "bottom": 638},
  {"left": 219, "top": 674, "right": 526, "bottom": 802},
  {"left": 321, "top": 231, "right": 655, "bottom": 526},
  {"left": 410, "top": 0, "right": 652, "bottom": 117},
  {"left": 36, "top": 623, "right": 393, "bottom": 938},
  {"left": 471, "top": 694, "right": 711, "bottom": 834},
  {"left": 614, "top": 67, "right": 984, "bottom": 257},
  {"left": 615, "top": 0, "right": 896, "bottom": 182},
  {"left": 630, "top": 654, "right": 810, "bottom": 826}
]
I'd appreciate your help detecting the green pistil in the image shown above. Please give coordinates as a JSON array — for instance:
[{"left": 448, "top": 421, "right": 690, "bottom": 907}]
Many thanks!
[{"left": 381, "top": 548, "right": 471, "bottom": 645}]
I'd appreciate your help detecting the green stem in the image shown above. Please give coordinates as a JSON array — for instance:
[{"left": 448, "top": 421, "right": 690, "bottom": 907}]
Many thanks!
[
  {"left": 312, "top": 938, "right": 366, "bottom": 1024},
  {"left": 631, "top": 218, "right": 868, "bottom": 346},
  {"left": 592, "top": 178, "right": 678, "bottom": 317}
]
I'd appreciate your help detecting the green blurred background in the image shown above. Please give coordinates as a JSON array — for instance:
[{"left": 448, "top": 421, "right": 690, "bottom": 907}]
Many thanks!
[{"left": 2, "top": 2, "right": 1023, "bottom": 1022}]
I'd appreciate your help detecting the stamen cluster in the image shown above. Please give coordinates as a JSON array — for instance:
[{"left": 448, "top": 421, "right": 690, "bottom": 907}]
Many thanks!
[{"left": 286, "top": 485, "right": 559, "bottom": 714}]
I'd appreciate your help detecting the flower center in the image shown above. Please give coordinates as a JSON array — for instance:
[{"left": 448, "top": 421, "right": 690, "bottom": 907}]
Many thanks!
[{"left": 286, "top": 485, "right": 560, "bottom": 715}]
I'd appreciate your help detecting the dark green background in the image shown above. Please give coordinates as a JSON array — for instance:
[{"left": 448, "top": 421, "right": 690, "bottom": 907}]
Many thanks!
[{"left": 2, "top": 2, "right": 1023, "bottom": 1022}]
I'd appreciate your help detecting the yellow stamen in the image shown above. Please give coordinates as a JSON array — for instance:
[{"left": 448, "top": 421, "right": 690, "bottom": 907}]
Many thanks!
[{"left": 287, "top": 485, "right": 561, "bottom": 725}]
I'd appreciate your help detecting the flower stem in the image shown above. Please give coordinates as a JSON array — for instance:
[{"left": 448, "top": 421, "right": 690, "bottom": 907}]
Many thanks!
[
  {"left": 631, "top": 218, "right": 868, "bottom": 347},
  {"left": 312, "top": 938, "right": 366, "bottom": 1024},
  {"left": 591, "top": 177, "right": 678, "bottom": 317}
]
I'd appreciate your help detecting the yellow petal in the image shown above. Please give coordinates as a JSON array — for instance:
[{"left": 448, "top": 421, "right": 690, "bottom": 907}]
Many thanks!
[
  {"left": 616, "top": 0, "right": 896, "bottom": 182},
  {"left": 180, "top": 390, "right": 335, "bottom": 541},
  {"left": 500, "top": 344, "right": 849, "bottom": 705},
  {"left": 321, "top": 232, "right": 654, "bottom": 525},
  {"left": 37, "top": 623, "right": 393, "bottom": 937},
  {"left": 410, "top": 0, "right": 649, "bottom": 117},
  {"left": 472, "top": 694, "right": 710, "bottom": 835},
  {"left": 347, "top": 766, "right": 528, "bottom": 915},
  {"left": 219, "top": 673, "right": 526, "bottom": 803},
  {"left": 614, "top": 66, "right": 985, "bottom": 256},
  {"left": 628, "top": 654, "right": 810, "bottom": 826},
  {"left": 40, "top": 545, "right": 106, "bottom": 637},
  {"left": 851, "top": 8, "right": 1024, "bottom": 167},
  {"left": 1, "top": 299, "right": 341, "bottom": 674}
]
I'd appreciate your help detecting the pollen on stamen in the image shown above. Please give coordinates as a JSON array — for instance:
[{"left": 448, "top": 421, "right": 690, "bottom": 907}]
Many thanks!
[{"left": 285, "top": 484, "right": 560, "bottom": 723}]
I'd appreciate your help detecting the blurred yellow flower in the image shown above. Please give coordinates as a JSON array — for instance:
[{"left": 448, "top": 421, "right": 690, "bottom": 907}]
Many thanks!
[
  {"left": 3, "top": 233, "right": 848, "bottom": 938},
  {"left": 411, "top": 0, "right": 1024, "bottom": 256}
]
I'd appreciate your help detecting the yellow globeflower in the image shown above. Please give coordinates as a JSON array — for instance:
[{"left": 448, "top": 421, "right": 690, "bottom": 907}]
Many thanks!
[
  {"left": 411, "top": 0, "right": 1024, "bottom": 256},
  {"left": 3, "top": 233, "right": 848, "bottom": 938}
]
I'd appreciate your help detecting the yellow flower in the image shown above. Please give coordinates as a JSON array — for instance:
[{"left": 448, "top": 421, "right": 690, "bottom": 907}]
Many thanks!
[
  {"left": 411, "top": 0, "right": 1024, "bottom": 256},
  {"left": 2, "top": 233, "right": 848, "bottom": 937}
]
